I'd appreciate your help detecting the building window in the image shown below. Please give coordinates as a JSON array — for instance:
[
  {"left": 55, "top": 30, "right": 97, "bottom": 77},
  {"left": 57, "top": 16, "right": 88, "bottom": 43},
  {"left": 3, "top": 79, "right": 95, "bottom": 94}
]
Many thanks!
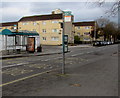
[
  {"left": 51, "top": 37, "right": 59, "bottom": 41},
  {"left": 52, "top": 21, "right": 59, "bottom": 23},
  {"left": 33, "top": 22, "right": 37, "bottom": 25},
  {"left": 22, "top": 22, "right": 28, "bottom": 25},
  {"left": 42, "top": 21, "right": 46, "bottom": 25},
  {"left": 84, "top": 38, "right": 90, "bottom": 41},
  {"left": 14, "top": 27, "right": 17, "bottom": 30},
  {"left": 85, "top": 26, "right": 90, "bottom": 29},
  {"left": 33, "top": 29, "right": 36, "bottom": 31},
  {"left": 42, "top": 29, "right": 46, "bottom": 33},
  {"left": 77, "top": 33, "right": 80, "bottom": 36},
  {"left": 84, "top": 32, "right": 90, "bottom": 35},
  {"left": 77, "top": 27, "right": 80, "bottom": 29},
  {"left": 22, "top": 36, "right": 27, "bottom": 45},
  {"left": 42, "top": 37, "right": 46, "bottom": 41},
  {"left": 52, "top": 29, "right": 58, "bottom": 33}
]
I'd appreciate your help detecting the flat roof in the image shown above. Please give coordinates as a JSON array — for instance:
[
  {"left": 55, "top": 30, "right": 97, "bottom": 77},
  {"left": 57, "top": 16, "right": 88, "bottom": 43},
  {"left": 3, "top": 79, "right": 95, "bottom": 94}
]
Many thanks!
[
  {"left": 73, "top": 21, "right": 95, "bottom": 26},
  {"left": 0, "top": 22, "right": 18, "bottom": 27},
  {"left": 19, "top": 14, "right": 63, "bottom": 22},
  {"left": 0, "top": 29, "right": 39, "bottom": 36}
]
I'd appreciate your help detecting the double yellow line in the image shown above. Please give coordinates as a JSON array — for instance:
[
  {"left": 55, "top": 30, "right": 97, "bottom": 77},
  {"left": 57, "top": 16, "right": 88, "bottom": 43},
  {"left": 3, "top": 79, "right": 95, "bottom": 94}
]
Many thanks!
[{"left": 0, "top": 68, "right": 59, "bottom": 87}]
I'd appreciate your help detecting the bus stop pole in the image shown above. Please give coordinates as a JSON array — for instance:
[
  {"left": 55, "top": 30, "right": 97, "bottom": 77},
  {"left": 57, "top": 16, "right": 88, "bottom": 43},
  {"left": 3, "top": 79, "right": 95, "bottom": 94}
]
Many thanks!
[{"left": 62, "top": 12, "right": 65, "bottom": 74}]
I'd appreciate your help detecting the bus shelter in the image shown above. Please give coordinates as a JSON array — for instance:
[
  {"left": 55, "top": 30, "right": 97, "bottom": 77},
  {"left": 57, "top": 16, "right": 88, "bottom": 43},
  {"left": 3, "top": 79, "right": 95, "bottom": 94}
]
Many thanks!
[{"left": 0, "top": 29, "right": 40, "bottom": 54}]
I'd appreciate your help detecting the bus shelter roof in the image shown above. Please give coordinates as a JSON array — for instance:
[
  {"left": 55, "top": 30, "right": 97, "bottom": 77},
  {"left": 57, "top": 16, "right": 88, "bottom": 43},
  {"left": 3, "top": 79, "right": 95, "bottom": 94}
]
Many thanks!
[{"left": 0, "top": 29, "right": 39, "bottom": 36}]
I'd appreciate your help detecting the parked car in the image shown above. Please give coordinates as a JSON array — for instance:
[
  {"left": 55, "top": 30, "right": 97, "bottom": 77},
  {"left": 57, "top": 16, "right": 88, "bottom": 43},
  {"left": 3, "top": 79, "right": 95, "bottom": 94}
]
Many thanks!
[
  {"left": 100, "top": 41, "right": 106, "bottom": 46},
  {"left": 103, "top": 41, "right": 108, "bottom": 45},
  {"left": 92, "top": 41, "right": 109, "bottom": 46},
  {"left": 92, "top": 41, "right": 102, "bottom": 46},
  {"left": 106, "top": 41, "right": 114, "bottom": 45}
]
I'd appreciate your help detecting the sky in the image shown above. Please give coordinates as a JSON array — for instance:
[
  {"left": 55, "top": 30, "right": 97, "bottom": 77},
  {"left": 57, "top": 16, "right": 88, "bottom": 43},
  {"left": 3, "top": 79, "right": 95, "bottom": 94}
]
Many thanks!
[{"left": 0, "top": 2, "right": 118, "bottom": 23}]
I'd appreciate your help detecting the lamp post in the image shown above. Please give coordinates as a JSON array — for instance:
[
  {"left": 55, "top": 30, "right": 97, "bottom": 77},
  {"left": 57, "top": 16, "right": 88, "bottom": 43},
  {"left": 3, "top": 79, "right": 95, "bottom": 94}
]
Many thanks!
[
  {"left": 62, "top": 11, "right": 65, "bottom": 74},
  {"left": 94, "top": 21, "right": 96, "bottom": 41}
]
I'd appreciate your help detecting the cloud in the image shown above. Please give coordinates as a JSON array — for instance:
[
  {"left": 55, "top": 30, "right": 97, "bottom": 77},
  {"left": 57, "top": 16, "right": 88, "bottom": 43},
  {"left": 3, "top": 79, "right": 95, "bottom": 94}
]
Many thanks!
[
  {"left": 0, "top": 2, "right": 118, "bottom": 23},
  {"left": 1, "top": 3, "right": 31, "bottom": 22}
]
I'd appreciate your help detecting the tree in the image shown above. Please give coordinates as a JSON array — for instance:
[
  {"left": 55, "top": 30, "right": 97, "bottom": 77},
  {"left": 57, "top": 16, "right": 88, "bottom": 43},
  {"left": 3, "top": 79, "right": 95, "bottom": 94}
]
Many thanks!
[
  {"left": 97, "top": 18, "right": 110, "bottom": 28},
  {"left": 96, "top": 18, "right": 118, "bottom": 41},
  {"left": 96, "top": 18, "right": 110, "bottom": 40},
  {"left": 74, "top": 35, "right": 80, "bottom": 44},
  {"left": 94, "top": 0, "right": 120, "bottom": 17},
  {"left": 117, "top": 28, "right": 120, "bottom": 40},
  {"left": 103, "top": 22, "right": 117, "bottom": 41}
]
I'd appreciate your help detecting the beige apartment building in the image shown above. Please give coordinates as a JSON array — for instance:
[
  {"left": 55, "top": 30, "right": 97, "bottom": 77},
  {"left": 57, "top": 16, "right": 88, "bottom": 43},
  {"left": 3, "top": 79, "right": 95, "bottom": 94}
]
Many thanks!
[
  {"left": 18, "top": 10, "right": 74, "bottom": 45},
  {"left": 73, "top": 21, "right": 95, "bottom": 43},
  {"left": 18, "top": 14, "right": 63, "bottom": 45},
  {"left": 0, "top": 22, "right": 18, "bottom": 32}
]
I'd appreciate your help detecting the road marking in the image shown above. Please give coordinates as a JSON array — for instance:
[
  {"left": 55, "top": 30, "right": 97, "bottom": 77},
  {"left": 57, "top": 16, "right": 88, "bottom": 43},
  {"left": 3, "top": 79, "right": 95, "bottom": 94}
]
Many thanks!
[
  {"left": 53, "top": 57, "right": 62, "bottom": 60},
  {"left": 2, "top": 57, "right": 63, "bottom": 69},
  {"left": 41, "top": 59, "right": 51, "bottom": 61},
  {"left": 71, "top": 53, "right": 84, "bottom": 57},
  {"left": 71, "top": 54, "right": 78, "bottom": 57},
  {"left": 3, "top": 68, "right": 33, "bottom": 76},
  {"left": 2, "top": 63, "right": 29, "bottom": 69},
  {"left": 0, "top": 68, "right": 59, "bottom": 87}
]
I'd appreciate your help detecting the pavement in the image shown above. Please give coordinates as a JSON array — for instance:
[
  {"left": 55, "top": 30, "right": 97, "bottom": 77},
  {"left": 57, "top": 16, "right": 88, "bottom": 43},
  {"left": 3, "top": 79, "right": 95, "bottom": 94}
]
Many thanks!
[
  {"left": 2, "top": 44, "right": 118, "bottom": 96},
  {"left": 0, "top": 44, "right": 92, "bottom": 59}
]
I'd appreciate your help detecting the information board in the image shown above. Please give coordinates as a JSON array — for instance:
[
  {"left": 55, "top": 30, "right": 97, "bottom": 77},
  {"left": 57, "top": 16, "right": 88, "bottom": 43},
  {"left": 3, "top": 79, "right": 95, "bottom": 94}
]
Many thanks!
[{"left": 27, "top": 37, "right": 35, "bottom": 52}]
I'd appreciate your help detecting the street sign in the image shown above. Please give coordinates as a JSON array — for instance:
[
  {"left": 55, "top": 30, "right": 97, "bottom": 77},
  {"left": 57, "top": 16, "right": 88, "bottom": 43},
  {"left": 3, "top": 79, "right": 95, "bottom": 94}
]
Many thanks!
[{"left": 64, "top": 11, "right": 72, "bottom": 16}]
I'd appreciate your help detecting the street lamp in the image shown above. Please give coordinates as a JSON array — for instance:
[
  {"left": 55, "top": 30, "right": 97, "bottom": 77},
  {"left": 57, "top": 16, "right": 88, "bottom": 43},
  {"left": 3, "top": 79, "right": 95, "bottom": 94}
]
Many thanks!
[
  {"left": 94, "top": 21, "right": 96, "bottom": 41},
  {"left": 62, "top": 11, "right": 65, "bottom": 74}
]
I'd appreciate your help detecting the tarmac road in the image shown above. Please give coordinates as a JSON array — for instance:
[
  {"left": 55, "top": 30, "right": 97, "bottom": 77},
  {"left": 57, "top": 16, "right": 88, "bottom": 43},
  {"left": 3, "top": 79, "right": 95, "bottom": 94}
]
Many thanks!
[{"left": 1, "top": 44, "right": 118, "bottom": 96}]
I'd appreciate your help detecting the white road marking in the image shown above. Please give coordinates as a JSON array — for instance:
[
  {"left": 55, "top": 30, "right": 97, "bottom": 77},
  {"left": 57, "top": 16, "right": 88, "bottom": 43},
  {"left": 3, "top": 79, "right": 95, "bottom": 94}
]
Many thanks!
[
  {"left": 41, "top": 59, "right": 50, "bottom": 61},
  {"left": 71, "top": 53, "right": 84, "bottom": 57},
  {"left": 2, "top": 63, "right": 29, "bottom": 69}
]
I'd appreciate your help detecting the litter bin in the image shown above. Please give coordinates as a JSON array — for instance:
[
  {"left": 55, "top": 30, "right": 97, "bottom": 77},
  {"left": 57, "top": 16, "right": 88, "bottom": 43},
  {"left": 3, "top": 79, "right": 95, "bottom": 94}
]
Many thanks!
[
  {"left": 37, "top": 45, "right": 42, "bottom": 52},
  {"left": 16, "top": 49, "right": 21, "bottom": 54}
]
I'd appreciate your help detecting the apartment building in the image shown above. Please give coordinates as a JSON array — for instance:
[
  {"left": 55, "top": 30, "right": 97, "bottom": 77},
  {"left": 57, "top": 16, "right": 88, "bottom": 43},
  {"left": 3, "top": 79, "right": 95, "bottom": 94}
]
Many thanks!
[
  {"left": 18, "top": 11, "right": 74, "bottom": 45},
  {"left": 18, "top": 14, "right": 63, "bottom": 45},
  {"left": 0, "top": 22, "right": 18, "bottom": 32},
  {"left": 73, "top": 21, "right": 95, "bottom": 43}
]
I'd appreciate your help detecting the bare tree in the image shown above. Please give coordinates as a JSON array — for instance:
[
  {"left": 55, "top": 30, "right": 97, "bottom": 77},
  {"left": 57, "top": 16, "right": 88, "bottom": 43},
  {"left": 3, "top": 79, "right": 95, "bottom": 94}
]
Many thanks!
[
  {"left": 93, "top": 0, "right": 120, "bottom": 17},
  {"left": 97, "top": 18, "right": 110, "bottom": 27},
  {"left": 96, "top": 17, "right": 119, "bottom": 41}
]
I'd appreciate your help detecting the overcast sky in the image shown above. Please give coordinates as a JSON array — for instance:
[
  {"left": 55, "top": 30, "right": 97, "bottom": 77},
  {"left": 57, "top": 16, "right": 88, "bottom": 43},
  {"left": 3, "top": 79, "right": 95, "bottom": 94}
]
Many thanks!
[{"left": 0, "top": 2, "right": 118, "bottom": 23}]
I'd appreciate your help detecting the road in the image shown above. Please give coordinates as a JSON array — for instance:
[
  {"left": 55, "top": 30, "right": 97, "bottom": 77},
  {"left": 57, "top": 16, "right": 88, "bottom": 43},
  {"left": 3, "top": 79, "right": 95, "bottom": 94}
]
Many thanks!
[{"left": 1, "top": 44, "right": 118, "bottom": 96}]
